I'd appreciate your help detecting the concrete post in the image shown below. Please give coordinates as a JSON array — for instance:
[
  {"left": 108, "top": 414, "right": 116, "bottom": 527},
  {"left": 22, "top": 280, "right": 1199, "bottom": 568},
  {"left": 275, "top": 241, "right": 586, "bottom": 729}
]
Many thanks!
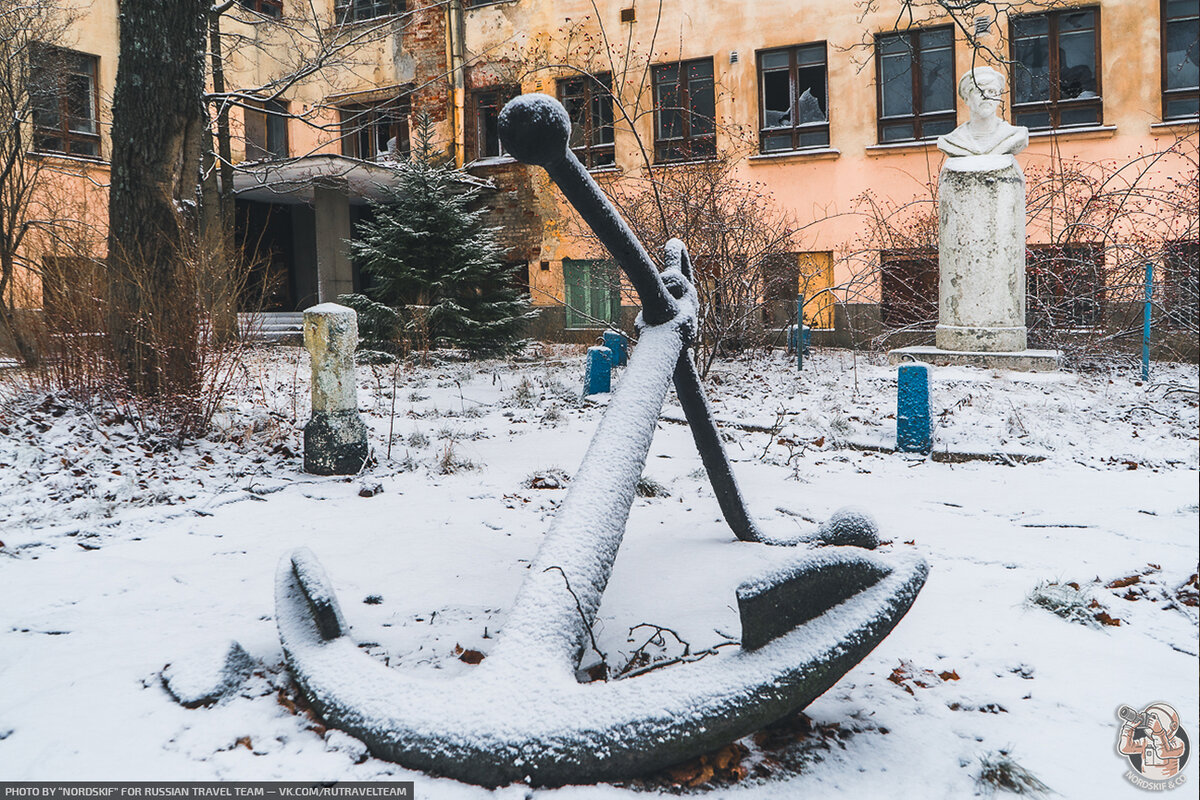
[
  {"left": 303, "top": 303, "right": 369, "bottom": 474},
  {"left": 897, "top": 363, "right": 932, "bottom": 453},
  {"left": 584, "top": 346, "right": 613, "bottom": 396},
  {"left": 313, "top": 181, "right": 354, "bottom": 304}
]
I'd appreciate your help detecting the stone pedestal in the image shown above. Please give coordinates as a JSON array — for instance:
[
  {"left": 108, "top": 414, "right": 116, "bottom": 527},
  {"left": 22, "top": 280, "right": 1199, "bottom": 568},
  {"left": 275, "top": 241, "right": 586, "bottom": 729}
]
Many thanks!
[
  {"left": 937, "top": 154, "right": 1027, "bottom": 352},
  {"left": 303, "top": 303, "right": 368, "bottom": 475},
  {"left": 888, "top": 153, "right": 1059, "bottom": 372}
]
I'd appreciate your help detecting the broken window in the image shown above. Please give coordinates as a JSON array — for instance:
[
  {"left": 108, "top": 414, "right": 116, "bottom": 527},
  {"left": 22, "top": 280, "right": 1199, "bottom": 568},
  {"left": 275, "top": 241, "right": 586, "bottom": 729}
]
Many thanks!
[
  {"left": 239, "top": 0, "right": 282, "bottom": 18},
  {"left": 339, "top": 97, "right": 410, "bottom": 161},
  {"left": 470, "top": 87, "right": 516, "bottom": 160},
  {"left": 557, "top": 74, "right": 615, "bottom": 168},
  {"left": 758, "top": 43, "right": 829, "bottom": 152},
  {"left": 563, "top": 259, "right": 620, "bottom": 328},
  {"left": 244, "top": 98, "right": 290, "bottom": 161},
  {"left": 335, "top": 0, "right": 403, "bottom": 24},
  {"left": 1010, "top": 7, "right": 1102, "bottom": 130},
  {"left": 875, "top": 27, "right": 956, "bottom": 143},
  {"left": 880, "top": 250, "right": 938, "bottom": 328},
  {"left": 1025, "top": 244, "right": 1104, "bottom": 332},
  {"left": 652, "top": 58, "right": 716, "bottom": 162},
  {"left": 29, "top": 44, "right": 100, "bottom": 159},
  {"left": 1162, "top": 0, "right": 1200, "bottom": 120}
]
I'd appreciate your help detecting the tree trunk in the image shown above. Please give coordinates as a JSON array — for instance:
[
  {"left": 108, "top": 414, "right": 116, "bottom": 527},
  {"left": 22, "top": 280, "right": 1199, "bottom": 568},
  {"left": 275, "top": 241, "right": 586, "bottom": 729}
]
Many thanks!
[{"left": 107, "top": 0, "right": 208, "bottom": 397}]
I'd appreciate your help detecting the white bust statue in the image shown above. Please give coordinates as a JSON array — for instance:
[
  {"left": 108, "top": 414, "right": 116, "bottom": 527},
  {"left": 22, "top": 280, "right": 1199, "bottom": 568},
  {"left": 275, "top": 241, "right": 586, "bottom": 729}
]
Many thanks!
[{"left": 937, "top": 67, "right": 1028, "bottom": 157}]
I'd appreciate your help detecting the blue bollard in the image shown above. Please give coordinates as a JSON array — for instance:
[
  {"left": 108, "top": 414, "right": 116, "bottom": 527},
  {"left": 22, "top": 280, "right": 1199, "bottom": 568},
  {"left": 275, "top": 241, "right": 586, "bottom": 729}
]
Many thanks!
[
  {"left": 584, "top": 346, "right": 613, "bottom": 396},
  {"left": 602, "top": 331, "right": 628, "bottom": 367},
  {"left": 896, "top": 363, "right": 932, "bottom": 453}
]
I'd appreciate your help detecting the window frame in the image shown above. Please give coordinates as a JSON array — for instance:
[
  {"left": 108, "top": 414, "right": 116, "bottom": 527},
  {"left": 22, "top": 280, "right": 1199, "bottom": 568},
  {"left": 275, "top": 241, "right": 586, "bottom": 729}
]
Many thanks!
[
  {"left": 1161, "top": 0, "right": 1200, "bottom": 121},
  {"left": 879, "top": 248, "right": 939, "bottom": 329},
  {"left": 239, "top": 0, "right": 282, "bottom": 18},
  {"left": 556, "top": 73, "right": 616, "bottom": 169},
  {"left": 469, "top": 86, "right": 517, "bottom": 161},
  {"left": 651, "top": 57, "right": 717, "bottom": 163},
  {"left": 1164, "top": 239, "right": 1199, "bottom": 330},
  {"left": 1009, "top": 6, "right": 1103, "bottom": 131},
  {"left": 244, "top": 98, "right": 290, "bottom": 161},
  {"left": 29, "top": 43, "right": 102, "bottom": 160},
  {"left": 873, "top": 26, "right": 957, "bottom": 144},
  {"left": 334, "top": 0, "right": 403, "bottom": 25},
  {"left": 338, "top": 97, "right": 410, "bottom": 161},
  {"left": 562, "top": 258, "right": 621, "bottom": 329},
  {"left": 756, "top": 42, "right": 831, "bottom": 153},
  {"left": 1025, "top": 243, "right": 1105, "bottom": 331}
]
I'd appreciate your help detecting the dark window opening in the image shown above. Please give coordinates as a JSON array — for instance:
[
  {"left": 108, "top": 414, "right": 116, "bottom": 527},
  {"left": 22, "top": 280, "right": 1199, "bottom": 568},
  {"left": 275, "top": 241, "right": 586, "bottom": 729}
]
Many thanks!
[
  {"left": 758, "top": 43, "right": 830, "bottom": 153},
  {"left": 652, "top": 58, "right": 716, "bottom": 162},
  {"left": 1162, "top": 0, "right": 1200, "bottom": 120},
  {"left": 880, "top": 250, "right": 938, "bottom": 327},
  {"left": 1164, "top": 240, "right": 1198, "bottom": 329},
  {"left": 875, "top": 27, "right": 956, "bottom": 143},
  {"left": 1025, "top": 244, "right": 1104, "bottom": 332},
  {"left": 563, "top": 259, "right": 620, "bottom": 328},
  {"left": 239, "top": 0, "right": 282, "bottom": 18},
  {"left": 557, "top": 74, "right": 615, "bottom": 168},
  {"left": 339, "top": 97, "right": 410, "bottom": 161},
  {"left": 30, "top": 44, "right": 100, "bottom": 158},
  {"left": 244, "top": 98, "right": 290, "bottom": 161},
  {"left": 1011, "top": 7, "right": 1102, "bottom": 130},
  {"left": 335, "top": 0, "right": 403, "bottom": 24},
  {"left": 470, "top": 88, "right": 516, "bottom": 160},
  {"left": 762, "top": 253, "right": 800, "bottom": 326}
]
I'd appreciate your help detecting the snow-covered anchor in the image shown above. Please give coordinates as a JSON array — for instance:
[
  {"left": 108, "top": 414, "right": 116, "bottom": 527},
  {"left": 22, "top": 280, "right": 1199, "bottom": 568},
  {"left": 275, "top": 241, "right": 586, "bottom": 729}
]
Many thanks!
[{"left": 274, "top": 94, "right": 928, "bottom": 787}]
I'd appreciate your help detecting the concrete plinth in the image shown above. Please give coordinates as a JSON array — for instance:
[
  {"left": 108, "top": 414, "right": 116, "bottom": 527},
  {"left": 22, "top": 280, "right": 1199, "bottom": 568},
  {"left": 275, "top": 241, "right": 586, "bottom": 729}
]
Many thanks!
[
  {"left": 887, "top": 345, "right": 1060, "bottom": 372},
  {"left": 303, "top": 303, "right": 368, "bottom": 475},
  {"left": 937, "top": 155, "right": 1027, "bottom": 353}
]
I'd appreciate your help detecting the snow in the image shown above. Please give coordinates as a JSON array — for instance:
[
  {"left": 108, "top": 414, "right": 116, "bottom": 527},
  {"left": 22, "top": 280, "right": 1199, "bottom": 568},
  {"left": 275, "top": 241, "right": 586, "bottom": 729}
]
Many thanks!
[{"left": 0, "top": 346, "right": 1196, "bottom": 797}]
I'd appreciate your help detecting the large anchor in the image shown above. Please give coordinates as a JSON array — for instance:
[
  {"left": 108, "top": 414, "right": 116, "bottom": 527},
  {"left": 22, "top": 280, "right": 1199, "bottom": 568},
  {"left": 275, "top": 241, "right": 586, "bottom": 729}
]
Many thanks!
[{"left": 274, "top": 95, "right": 928, "bottom": 787}]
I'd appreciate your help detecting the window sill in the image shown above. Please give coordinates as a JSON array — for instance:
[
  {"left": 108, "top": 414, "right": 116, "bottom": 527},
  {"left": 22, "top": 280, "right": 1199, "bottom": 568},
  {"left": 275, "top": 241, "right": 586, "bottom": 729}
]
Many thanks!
[
  {"left": 651, "top": 157, "right": 719, "bottom": 168},
  {"left": 748, "top": 148, "right": 840, "bottom": 164},
  {"left": 464, "top": 0, "right": 519, "bottom": 10},
  {"left": 28, "top": 150, "right": 108, "bottom": 167},
  {"left": 467, "top": 155, "right": 518, "bottom": 168},
  {"left": 865, "top": 139, "right": 939, "bottom": 156},
  {"left": 1151, "top": 117, "right": 1199, "bottom": 131},
  {"left": 1028, "top": 125, "right": 1117, "bottom": 141}
]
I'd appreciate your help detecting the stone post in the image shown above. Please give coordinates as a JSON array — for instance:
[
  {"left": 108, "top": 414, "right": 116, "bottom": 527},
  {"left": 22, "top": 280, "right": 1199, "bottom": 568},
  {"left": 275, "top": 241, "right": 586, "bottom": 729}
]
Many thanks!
[
  {"left": 303, "top": 303, "right": 368, "bottom": 475},
  {"left": 936, "top": 154, "right": 1027, "bottom": 353},
  {"left": 602, "top": 331, "right": 628, "bottom": 367}
]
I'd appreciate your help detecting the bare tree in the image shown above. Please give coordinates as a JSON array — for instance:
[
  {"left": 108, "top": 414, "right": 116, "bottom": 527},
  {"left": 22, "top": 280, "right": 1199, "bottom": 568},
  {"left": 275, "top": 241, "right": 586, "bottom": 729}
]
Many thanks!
[{"left": 0, "top": 0, "right": 79, "bottom": 365}]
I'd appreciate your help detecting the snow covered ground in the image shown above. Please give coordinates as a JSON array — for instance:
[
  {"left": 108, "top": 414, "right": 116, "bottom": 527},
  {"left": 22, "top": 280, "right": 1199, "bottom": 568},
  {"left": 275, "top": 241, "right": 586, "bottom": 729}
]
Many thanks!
[{"left": 1, "top": 346, "right": 1196, "bottom": 798}]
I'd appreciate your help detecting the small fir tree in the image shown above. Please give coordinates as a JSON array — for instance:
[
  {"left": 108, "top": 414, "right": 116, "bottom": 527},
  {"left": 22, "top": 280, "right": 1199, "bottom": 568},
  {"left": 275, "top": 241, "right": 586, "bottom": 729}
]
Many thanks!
[{"left": 350, "top": 112, "right": 530, "bottom": 357}]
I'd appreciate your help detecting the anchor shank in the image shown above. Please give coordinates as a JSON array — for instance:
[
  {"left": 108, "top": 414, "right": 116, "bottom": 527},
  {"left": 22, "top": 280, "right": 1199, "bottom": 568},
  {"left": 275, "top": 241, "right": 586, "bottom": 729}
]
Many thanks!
[
  {"left": 541, "top": 152, "right": 678, "bottom": 326},
  {"left": 484, "top": 318, "right": 690, "bottom": 675},
  {"left": 672, "top": 351, "right": 763, "bottom": 542}
]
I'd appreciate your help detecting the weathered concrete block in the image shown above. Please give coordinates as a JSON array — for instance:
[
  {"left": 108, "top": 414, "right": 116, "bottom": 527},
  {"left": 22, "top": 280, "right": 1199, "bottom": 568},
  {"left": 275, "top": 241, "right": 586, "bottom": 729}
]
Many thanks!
[
  {"left": 936, "top": 155, "right": 1027, "bottom": 353},
  {"left": 897, "top": 363, "right": 932, "bottom": 453},
  {"left": 303, "top": 303, "right": 368, "bottom": 475}
]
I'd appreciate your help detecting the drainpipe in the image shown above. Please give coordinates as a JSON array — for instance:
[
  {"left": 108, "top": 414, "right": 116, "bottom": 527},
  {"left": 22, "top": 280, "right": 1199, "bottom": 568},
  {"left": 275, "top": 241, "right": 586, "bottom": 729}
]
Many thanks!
[{"left": 446, "top": 0, "right": 467, "bottom": 167}]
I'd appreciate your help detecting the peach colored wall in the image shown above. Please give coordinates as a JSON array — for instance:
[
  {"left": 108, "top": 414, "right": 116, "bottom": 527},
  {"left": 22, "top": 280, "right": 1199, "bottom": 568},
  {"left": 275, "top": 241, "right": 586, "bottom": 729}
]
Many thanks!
[{"left": 462, "top": 0, "right": 1197, "bottom": 306}]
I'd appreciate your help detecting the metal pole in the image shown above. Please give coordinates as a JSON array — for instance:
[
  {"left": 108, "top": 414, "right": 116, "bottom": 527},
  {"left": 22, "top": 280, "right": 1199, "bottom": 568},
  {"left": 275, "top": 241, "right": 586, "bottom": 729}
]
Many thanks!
[
  {"left": 796, "top": 293, "right": 805, "bottom": 372},
  {"left": 1143, "top": 261, "right": 1152, "bottom": 383}
]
